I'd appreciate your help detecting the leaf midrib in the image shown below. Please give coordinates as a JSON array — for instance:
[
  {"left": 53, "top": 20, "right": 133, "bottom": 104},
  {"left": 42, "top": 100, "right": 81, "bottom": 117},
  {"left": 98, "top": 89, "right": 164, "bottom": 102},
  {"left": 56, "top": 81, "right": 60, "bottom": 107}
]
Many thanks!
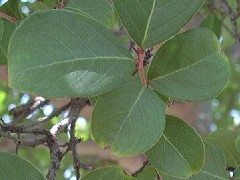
[
  {"left": 141, "top": 0, "right": 156, "bottom": 46},
  {"left": 112, "top": 87, "right": 145, "bottom": 147},
  {"left": 163, "top": 134, "right": 191, "bottom": 175},
  {"left": 201, "top": 170, "right": 228, "bottom": 180},
  {"left": 21, "top": 56, "right": 133, "bottom": 72},
  {"left": 150, "top": 52, "right": 219, "bottom": 81}
]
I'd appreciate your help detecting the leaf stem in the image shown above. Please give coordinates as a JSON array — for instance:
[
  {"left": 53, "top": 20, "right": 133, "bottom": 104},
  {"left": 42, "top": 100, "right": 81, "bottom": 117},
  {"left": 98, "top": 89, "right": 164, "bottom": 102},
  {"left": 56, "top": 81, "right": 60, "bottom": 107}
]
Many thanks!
[{"left": 136, "top": 48, "right": 148, "bottom": 87}]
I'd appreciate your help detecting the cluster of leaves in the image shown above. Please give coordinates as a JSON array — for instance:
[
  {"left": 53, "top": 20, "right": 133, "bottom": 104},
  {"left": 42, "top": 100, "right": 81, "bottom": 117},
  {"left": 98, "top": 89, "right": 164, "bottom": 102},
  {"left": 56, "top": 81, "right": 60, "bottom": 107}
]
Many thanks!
[{"left": 1, "top": 0, "right": 240, "bottom": 179}]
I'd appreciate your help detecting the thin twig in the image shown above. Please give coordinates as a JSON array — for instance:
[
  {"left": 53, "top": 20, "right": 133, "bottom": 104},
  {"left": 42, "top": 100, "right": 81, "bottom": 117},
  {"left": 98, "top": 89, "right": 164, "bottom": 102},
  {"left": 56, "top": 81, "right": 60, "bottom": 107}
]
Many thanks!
[{"left": 0, "top": 11, "right": 17, "bottom": 22}]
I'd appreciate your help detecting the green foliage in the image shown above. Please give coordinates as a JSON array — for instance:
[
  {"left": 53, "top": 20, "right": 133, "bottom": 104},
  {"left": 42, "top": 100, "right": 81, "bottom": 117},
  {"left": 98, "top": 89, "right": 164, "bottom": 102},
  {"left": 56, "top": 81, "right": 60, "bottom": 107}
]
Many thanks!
[
  {"left": 8, "top": 10, "right": 134, "bottom": 98},
  {"left": 0, "top": 151, "right": 46, "bottom": 180},
  {"left": 148, "top": 28, "right": 230, "bottom": 102},
  {"left": 65, "top": 0, "right": 114, "bottom": 27},
  {"left": 201, "top": 15, "right": 222, "bottom": 38},
  {"left": 190, "top": 140, "right": 229, "bottom": 180},
  {"left": 146, "top": 116, "right": 204, "bottom": 179},
  {"left": 135, "top": 166, "right": 158, "bottom": 180},
  {"left": 0, "top": 0, "right": 21, "bottom": 20},
  {"left": 1, "top": 0, "right": 237, "bottom": 179},
  {"left": 113, "top": 0, "right": 205, "bottom": 48},
  {"left": 208, "top": 129, "right": 240, "bottom": 167},
  {"left": 81, "top": 167, "right": 134, "bottom": 180},
  {"left": 92, "top": 77, "right": 165, "bottom": 156},
  {"left": 0, "top": 18, "right": 16, "bottom": 65}
]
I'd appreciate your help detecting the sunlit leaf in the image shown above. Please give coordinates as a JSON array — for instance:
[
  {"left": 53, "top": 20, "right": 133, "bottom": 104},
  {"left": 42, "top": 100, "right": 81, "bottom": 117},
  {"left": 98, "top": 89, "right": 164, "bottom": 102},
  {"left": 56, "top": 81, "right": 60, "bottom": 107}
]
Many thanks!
[
  {"left": 190, "top": 140, "right": 229, "bottom": 180},
  {"left": 81, "top": 167, "right": 135, "bottom": 180},
  {"left": 8, "top": 10, "right": 134, "bottom": 98},
  {"left": 146, "top": 115, "right": 204, "bottom": 179},
  {"left": 0, "top": 152, "right": 46, "bottom": 180},
  {"left": 208, "top": 129, "right": 240, "bottom": 167},
  {"left": 113, "top": 0, "right": 205, "bottom": 48},
  {"left": 148, "top": 28, "right": 230, "bottom": 101},
  {"left": 65, "top": 0, "right": 114, "bottom": 27},
  {"left": 92, "top": 77, "right": 165, "bottom": 156},
  {"left": 0, "top": 18, "right": 16, "bottom": 65}
]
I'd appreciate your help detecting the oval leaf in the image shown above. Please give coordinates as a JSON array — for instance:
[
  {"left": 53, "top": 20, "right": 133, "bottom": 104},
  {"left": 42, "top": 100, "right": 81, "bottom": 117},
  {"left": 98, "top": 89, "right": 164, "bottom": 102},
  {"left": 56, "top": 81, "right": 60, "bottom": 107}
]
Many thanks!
[
  {"left": 65, "top": 0, "right": 114, "bottom": 27},
  {"left": 208, "top": 129, "right": 240, "bottom": 167},
  {"left": 82, "top": 167, "right": 134, "bottom": 180},
  {"left": 148, "top": 28, "right": 230, "bottom": 102},
  {"left": 92, "top": 77, "right": 165, "bottom": 156},
  {"left": 136, "top": 166, "right": 158, "bottom": 180},
  {"left": 0, "top": 151, "right": 46, "bottom": 180},
  {"left": 8, "top": 10, "right": 134, "bottom": 98},
  {"left": 190, "top": 140, "right": 229, "bottom": 180},
  {"left": 0, "top": 18, "right": 16, "bottom": 65},
  {"left": 113, "top": 0, "right": 205, "bottom": 48},
  {"left": 234, "top": 165, "right": 240, "bottom": 179},
  {"left": 146, "top": 115, "right": 204, "bottom": 179}
]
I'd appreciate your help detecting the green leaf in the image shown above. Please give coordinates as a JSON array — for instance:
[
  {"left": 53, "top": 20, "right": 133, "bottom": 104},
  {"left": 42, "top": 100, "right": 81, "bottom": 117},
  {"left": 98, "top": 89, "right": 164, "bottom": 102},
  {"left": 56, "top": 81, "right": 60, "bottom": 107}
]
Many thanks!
[
  {"left": 148, "top": 28, "right": 230, "bottom": 102},
  {"left": 113, "top": 0, "right": 205, "bottom": 48},
  {"left": 235, "top": 165, "right": 240, "bottom": 179},
  {"left": 92, "top": 77, "right": 165, "bottom": 156},
  {"left": 0, "top": 0, "right": 21, "bottom": 20},
  {"left": 0, "top": 18, "right": 16, "bottom": 65},
  {"left": 136, "top": 166, "right": 158, "bottom": 180},
  {"left": 8, "top": 10, "right": 134, "bottom": 98},
  {"left": 65, "top": 0, "right": 114, "bottom": 27},
  {"left": 0, "top": 151, "right": 46, "bottom": 180},
  {"left": 201, "top": 15, "right": 222, "bottom": 38},
  {"left": 0, "top": 19, "right": 3, "bottom": 40},
  {"left": 190, "top": 140, "right": 229, "bottom": 180},
  {"left": 81, "top": 167, "right": 135, "bottom": 180},
  {"left": 25, "top": 0, "right": 58, "bottom": 10},
  {"left": 208, "top": 129, "right": 240, "bottom": 167},
  {"left": 146, "top": 115, "right": 204, "bottom": 179},
  {"left": 236, "top": 136, "right": 240, "bottom": 154}
]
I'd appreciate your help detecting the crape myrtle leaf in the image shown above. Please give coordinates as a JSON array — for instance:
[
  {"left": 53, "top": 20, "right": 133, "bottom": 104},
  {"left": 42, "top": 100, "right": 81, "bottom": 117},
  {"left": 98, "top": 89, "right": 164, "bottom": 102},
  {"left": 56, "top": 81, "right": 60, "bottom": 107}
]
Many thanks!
[
  {"left": 0, "top": 0, "right": 21, "bottom": 20},
  {"left": 146, "top": 115, "right": 204, "bottom": 179},
  {"left": 0, "top": 151, "right": 46, "bottom": 180},
  {"left": 190, "top": 140, "right": 229, "bottom": 180},
  {"left": 148, "top": 28, "right": 230, "bottom": 102},
  {"left": 92, "top": 77, "right": 165, "bottom": 156},
  {"left": 0, "top": 18, "right": 16, "bottom": 65},
  {"left": 81, "top": 167, "right": 135, "bottom": 180},
  {"left": 112, "top": 0, "right": 205, "bottom": 48},
  {"left": 8, "top": 10, "right": 134, "bottom": 98},
  {"left": 208, "top": 129, "right": 240, "bottom": 167},
  {"left": 65, "top": 0, "right": 114, "bottom": 27},
  {"left": 136, "top": 166, "right": 158, "bottom": 180},
  {"left": 201, "top": 15, "right": 222, "bottom": 38}
]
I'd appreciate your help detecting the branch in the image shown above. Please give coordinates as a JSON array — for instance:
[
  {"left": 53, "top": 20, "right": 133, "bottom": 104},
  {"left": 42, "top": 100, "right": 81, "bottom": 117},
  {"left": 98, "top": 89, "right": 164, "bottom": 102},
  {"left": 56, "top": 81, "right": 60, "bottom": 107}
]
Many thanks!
[{"left": 0, "top": 11, "right": 17, "bottom": 23}]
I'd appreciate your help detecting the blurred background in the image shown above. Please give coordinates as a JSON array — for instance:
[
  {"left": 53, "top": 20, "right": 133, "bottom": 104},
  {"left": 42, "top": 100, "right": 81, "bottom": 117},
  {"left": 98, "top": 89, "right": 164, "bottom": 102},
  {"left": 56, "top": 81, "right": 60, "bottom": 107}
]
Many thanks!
[{"left": 0, "top": 0, "right": 240, "bottom": 179}]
